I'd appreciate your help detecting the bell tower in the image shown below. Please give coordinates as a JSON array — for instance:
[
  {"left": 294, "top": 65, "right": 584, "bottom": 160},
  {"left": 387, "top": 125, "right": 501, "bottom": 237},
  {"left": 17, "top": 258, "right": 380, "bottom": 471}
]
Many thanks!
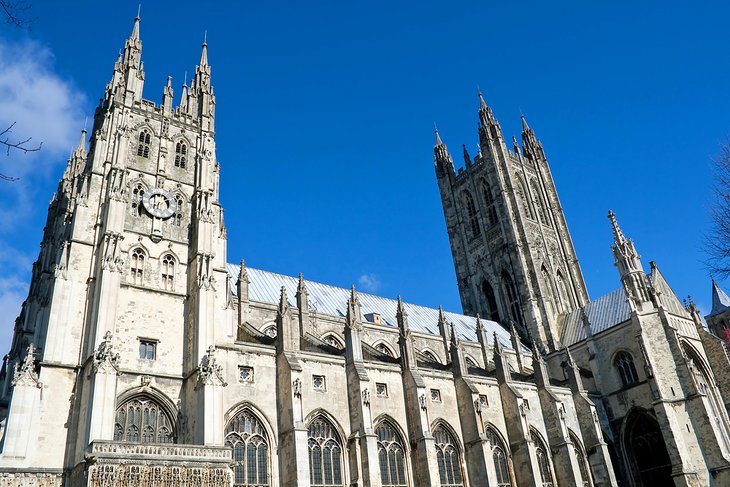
[{"left": 435, "top": 93, "right": 588, "bottom": 351}]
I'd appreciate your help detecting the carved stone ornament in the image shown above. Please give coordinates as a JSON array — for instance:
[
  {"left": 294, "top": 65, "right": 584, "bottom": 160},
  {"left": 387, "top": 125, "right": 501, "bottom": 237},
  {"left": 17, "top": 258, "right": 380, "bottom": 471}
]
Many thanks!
[
  {"left": 474, "top": 398, "right": 482, "bottom": 414},
  {"left": 293, "top": 378, "right": 302, "bottom": 398},
  {"left": 419, "top": 394, "right": 427, "bottom": 411},
  {"left": 196, "top": 346, "right": 227, "bottom": 389},
  {"left": 92, "top": 331, "right": 120, "bottom": 375},
  {"left": 101, "top": 232, "right": 125, "bottom": 272},
  {"left": 362, "top": 388, "right": 371, "bottom": 407},
  {"left": 12, "top": 343, "right": 42, "bottom": 388}
]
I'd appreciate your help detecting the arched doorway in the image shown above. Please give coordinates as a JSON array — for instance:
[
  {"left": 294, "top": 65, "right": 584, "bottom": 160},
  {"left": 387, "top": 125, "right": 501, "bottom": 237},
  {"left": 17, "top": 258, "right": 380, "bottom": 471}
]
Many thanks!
[{"left": 623, "top": 411, "right": 672, "bottom": 486}]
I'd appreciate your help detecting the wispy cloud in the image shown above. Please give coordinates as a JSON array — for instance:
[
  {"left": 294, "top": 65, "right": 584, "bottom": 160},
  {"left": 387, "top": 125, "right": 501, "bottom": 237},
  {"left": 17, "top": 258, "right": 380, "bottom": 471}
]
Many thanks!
[
  {"left": 358, "top": 273, "right": 381, "bottom": 293},
  {"left": 0, "top": 37, "right": 87, "bottom": 354}
]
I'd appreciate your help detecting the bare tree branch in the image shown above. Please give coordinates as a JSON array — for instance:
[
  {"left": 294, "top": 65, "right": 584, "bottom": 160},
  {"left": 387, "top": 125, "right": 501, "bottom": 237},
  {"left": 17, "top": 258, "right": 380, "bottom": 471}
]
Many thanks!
[
  {"left": 0, "top": 122, "right": 43, "bottom": 182},
  {"left": 0, "top": 0, "right": 35, "bottom": 28},
  {"left": 706, "top": 137, "right": 730, "bottom": 277}
]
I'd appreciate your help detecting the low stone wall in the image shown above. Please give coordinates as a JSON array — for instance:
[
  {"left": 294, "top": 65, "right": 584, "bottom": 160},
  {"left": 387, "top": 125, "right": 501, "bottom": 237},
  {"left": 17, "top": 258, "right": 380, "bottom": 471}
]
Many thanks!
[{"left": 0, "top": 470, "right": 63, "bottom": 487}]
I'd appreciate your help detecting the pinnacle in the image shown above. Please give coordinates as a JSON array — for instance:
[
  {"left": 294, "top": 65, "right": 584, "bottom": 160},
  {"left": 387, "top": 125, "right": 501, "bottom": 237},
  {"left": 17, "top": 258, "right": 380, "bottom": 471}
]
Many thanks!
[
  {"left": 130, "top": 15, "right": 140, "bottom": 41},
  {"left": 608, "top": 210, "right": 626, "bottom": 245},
  {"left": 434, "top": 129, "right": 444, "bottom": 147},
  {"left": 200, "top": 41, "right": 209, "bottom": 66},
  {"left": 521, "top": 114, "right": 530, "bottom": 132},
  {"left": 478, "top": 91, "right": 488, "bottom": 110}
]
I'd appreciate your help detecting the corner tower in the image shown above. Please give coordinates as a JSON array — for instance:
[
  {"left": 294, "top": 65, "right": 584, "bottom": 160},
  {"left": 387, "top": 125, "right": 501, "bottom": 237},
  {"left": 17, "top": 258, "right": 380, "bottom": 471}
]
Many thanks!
[{"left": 435, "top": 94, "right": 588, "bottom": 350}]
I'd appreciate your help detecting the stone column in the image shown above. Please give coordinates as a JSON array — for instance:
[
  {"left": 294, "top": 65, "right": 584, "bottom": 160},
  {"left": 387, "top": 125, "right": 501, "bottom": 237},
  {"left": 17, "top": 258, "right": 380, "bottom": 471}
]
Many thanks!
[{"left": 2, "top": 345, "right": 42, "bottom": 459}]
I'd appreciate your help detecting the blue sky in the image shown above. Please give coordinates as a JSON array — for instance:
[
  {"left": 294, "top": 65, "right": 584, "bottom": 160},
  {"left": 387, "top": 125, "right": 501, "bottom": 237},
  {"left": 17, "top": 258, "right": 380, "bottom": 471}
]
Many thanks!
[{"left": 0, "top": 1, "right": 728, "bottom": 351}]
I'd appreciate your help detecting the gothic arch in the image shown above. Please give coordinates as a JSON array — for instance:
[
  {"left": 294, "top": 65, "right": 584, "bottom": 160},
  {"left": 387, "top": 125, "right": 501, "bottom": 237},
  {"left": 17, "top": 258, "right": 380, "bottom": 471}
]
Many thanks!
[
  {"left": 420, "top": 348, "right": 442, "bottom": 365},
  {"left": 465, "top": 355, "right": 479, "bottom": 369},
  {"left": 304, "top": 409, "right": 348, "bottom": 444},
  {"left": 431, "top": 419, "right": 465, "bottom": 487},
  {"left": 223, "top": 401, "right": 278, "bottom": 449},
  {"left": 620, "top": 408, "right": 671, "bottom": 486},
  {"left": 305, "top": 409, "right": 348, "bottom": 486},
  {"left": 114, "top": 385, "right": 178, "bottom": 442},
  {"left": 260, "top": 320, "right": 277, "bottom": 338},
  {"left": 321, "top": 332, "right": 345, "bottom": 350},
  {"left": 500, "top": 270, "right": 522, "bottom": 327},
  {"left": 530, "top": 427, "right": 555, "bottom": 487},
  {"left": 224, "top": 403, "right": 274, "bottom": 486},
  {"left": 481, "top": 278, "right": 501, "bottom": 322},
  {"left": 611, "top": 349, "right": 639, "bottom": 387},
  {"left": 529, "top": 178, "right": 548, "bottom": 224},
  {"left": 373, "top": 413, "right": 411, "bottom": 486},
  {"left": 568, "top": 429, "right": 592, "bottom": 487},
  {"left": 463, "top": 189, "right": 481, "bottom": 238},
  {"left": 372, "top": 340, "right": 396, "bottom": 358},
  {"left": 486, "top": 424, "right": 513, "bottom": 487}
]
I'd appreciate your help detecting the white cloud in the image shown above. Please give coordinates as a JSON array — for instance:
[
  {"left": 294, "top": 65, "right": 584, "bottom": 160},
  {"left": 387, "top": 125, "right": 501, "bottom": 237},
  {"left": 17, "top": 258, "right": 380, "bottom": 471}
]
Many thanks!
[
  {"left": 358, "top": 273, "right": 381, "bottom": 293},
  {"left": 0, "top": 37, "right": 87, "bottom": 354}
]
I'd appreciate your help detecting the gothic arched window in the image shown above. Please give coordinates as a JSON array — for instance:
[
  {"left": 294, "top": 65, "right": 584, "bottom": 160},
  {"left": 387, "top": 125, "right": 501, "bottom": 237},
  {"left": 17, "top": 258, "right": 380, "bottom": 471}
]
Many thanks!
[
  {"left": 569, "top": 431, "right": 592, "bottom": 487},
  {"left": 173, "top": 195, "right": 184, "bottom": 227},
  {"left": 174, "top": 141, "right": 187, "bottom": 169},
  {"left": 541, "top": 266, "right": 556, "bottom": 315},
  {"left": 516, "top": 179, "right": 534, "bottom": 220},
  {"left": 376, "top": 420, "right": 407, "bottom": 486},
  {"left": 501, "top": 271, "right": 522, "bottom": 327},
  {"left": 308, "top": 416, "right": 344, "bottom": 486},
  {"left": 225, "top": 409, "right": 270, "bottom": 486},
  {"left": 130, "top": 248, "right": 145, "bottom": 285},
  {"left": 463, "top": 190, "right": 481, "bottom": 239},
  {"left": 434, "top": 424, "right": 463, "bottom": 486},
  {"left": 376, "top": 343, "right": 394, "bottom": 357},
  {"left": 323, "top": 334, "right": 344, "bottom": 350},
  {"left": 137, "top": 129, "right": 151, "bottom": 158},
  {"left": 131, "top": 183, "right": 145, "bottom": 217},
  {"left": 530, "top": 179, "right": 548, "bottom": 225},
  {"left": 481, "top": 280, "right": 500, "bottom": 322},
  {"left": 114, "top": 395, "right": 174, "bottom": 444},
  {"left": 556, "top": 271, "right": 570, "bottom": 311},
  {"left": 465, "top": 356, "right": 478, "bottom": 370},
  {"left": 161, "top": 254, "right": 175, "bottom": 291},
  {"left": 481, "top": 179, "right": 499, "bottom": 228},
  {"left": 422, "top": 350, "right": 440, "bottom": 364},
  {"left": 614, "top": 351, "right": 639, "bottom": 387},
  {"left": 531, "top": 430, "right": 554, "bottom": 487},
  {"left": 487, "top": 427, "right": 512, "bottom": 487}
]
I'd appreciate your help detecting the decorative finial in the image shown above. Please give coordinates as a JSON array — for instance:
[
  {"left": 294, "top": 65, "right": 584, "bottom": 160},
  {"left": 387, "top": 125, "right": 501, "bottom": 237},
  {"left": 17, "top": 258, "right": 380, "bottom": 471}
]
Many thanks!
[{"left": 608, "top": 210, "right": 626, "bottom": 245}]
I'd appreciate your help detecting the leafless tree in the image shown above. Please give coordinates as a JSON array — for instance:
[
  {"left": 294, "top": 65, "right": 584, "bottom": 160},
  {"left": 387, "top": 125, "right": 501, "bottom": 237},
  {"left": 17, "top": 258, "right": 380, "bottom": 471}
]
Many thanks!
[
  {"left": 707, "top": 139, "right": 730, "bottom": 277},
  {"left": 1, "top": 1, "right": 39, "bottom": 181},
  {"left": 0, "top": 0, "right": 34, "bottom": 27},
  {"left": 0, "top": 122, "right": 42, "bottom": 181}
]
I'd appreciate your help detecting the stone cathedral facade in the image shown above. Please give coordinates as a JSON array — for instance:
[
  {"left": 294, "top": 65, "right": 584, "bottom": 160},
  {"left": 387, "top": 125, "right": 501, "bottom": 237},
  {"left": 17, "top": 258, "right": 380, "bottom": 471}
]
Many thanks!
[{"left": 0, "top": 16, "right": 729, "bottom": 487}]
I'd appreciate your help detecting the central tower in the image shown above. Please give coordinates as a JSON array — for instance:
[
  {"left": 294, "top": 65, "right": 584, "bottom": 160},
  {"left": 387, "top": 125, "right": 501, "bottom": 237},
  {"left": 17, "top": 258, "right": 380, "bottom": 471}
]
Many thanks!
[{"left": 435, "top": 94, "right": 588, "bottom": 350}]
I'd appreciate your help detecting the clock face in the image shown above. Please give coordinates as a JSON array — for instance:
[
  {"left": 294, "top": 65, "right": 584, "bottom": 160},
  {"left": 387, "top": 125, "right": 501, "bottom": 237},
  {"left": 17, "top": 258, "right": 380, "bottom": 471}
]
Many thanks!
[{"left": 142, "top": 188, "right": 178, "bottom": 219}]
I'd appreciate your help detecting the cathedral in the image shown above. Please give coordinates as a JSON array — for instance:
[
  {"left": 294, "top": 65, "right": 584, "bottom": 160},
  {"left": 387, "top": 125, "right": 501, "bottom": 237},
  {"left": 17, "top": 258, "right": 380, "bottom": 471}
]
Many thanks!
[{"left": 0, "top": 15, "right": 729, "bottom": 487}]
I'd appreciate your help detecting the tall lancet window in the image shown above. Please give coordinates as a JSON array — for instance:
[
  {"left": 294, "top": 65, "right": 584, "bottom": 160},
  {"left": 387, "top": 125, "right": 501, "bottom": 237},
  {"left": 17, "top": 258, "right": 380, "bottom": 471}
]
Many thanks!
[
  {"left": 130, "top": 248, "right": 145, "bottom": 285},
  {"left": 376, "top": 420, "right": 407, "bottom": 486},
  {"left": 137, "top": 129, "right": 151, "bottom": 158},
  {"left": 516, "top": 179, "right": 534, "bottom": 220},
  {"left": 434, "top": 424, "right": 463, "bottom": 486},
  {"left": 174, "top": 141, "right": 187, "bottom": 169},
  {"left": 556, "top": 271, "right": 570, "bottom": 311},
  {"left": 174, "top": 195, "right": 184, "bottom": 227},
  {"left": 531, "top": 430, "right": 554, "bottom": 487},
  {"left": 481, "top": 280, "right": 500, "bottom": 322},
  {"left": 308, "top": 416, "right": 344, "bottom": 486},
  {"left": 614, "top": 351, "right": 638, "bottom": 387},
  {"left": 501, "top": 271, "right": 522, "bottom": 327},
  {"left": 161, "top": 254, "right": 175, "bottom": 291},
  {"left": 569, "top": 431, "right": 592, "bottom": 487},
  {"left": 530, "top": 179, "right": 548, "bottom": 225},
  {"left": 487, "top": 427, "right": 512, "bottom": 487},
  {"left": 114, "top": 395, "right": 174, "bottom": 444},
  {"left": 463, "top": 190, "right": 481, "bottom": 239},
  {"left": 131, "top": 183, "right": 145, "bottom": 217},
  {"left": 481, "top": 179, "right": 499, "bottom": 227},
  {"left": 225, "top": 409, "right": 270, "bottom": 486}
]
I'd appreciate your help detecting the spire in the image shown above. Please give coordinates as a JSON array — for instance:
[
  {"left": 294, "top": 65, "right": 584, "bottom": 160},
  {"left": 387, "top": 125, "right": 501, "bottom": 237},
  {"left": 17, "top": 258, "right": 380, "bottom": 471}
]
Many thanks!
[
  {"left": 477, "top": 91, "right": 502, "bottom": 141},
  {"left": 297, "top": 273, "right": 308, "bottom": 296},
  {"left": 162, "top": 75, "right": 174, "bottom": 115},
  {"left": 396, "top": 296, "right": 417, "bottom": 370},
  {"left": 200, "top": 40, "right": 209, "bottom": 67},
  {"left": 437, "top": 305, "right": 450, "bottom": 357},
  {"left": 475, "top": 314, "right": 490, "bottom": 369},
  {"left": 277, "top": 286, "right": 289, "bottom": 316},
  {"left": 433, "top": 130, "right": 454, "bottom": 174},
  {"left": 512, "top": 135, "right": 521, "bottom": 156},
  {"left": 236, "top": 260, "right": 249, "bottom": 303},
  {"left": 510, "top": 322, "right": 524, "bottom": 374},
  {"left": 462, "top": 144, "right": 471, "bottom": 167},
  {"left": 521, "top": 114, "right": 530, "bottom": 133},
  {"left": 608, "top": 210, "right": 627, "bottom": 246},
  {"left": 74, "top": 129, "right": 87, "bottom": 156},
  {"left": 346, "top": 285, "right": 362, "bottom": 327},
  {"left": 344, "top": 286, "right": 364, "bottom": 363},
  {"left": 711, "top": 279, "right": 730, "bottom": 316},
  {"left": 608, "top": 211, "right": 650, "bottom": 306}
]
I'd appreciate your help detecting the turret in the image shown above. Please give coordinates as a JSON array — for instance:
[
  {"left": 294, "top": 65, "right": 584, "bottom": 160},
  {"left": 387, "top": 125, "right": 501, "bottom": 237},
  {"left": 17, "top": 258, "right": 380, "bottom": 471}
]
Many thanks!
[
  {"left": 189, "top": 40, "right": 215, "bottom": 131},
  {"left": 477, "top": 92, "right": 503, "bottom": 142},
  {"left": 520, "top": 115, "right": 545, "bottom": 162},
  {"left": 105, "top": 15, "right": 145, "bottom": 106},
  {"left": 433, "top": 130, "right": 454, "bottom": 177},
  {"left": 397, "top": 297, "right": 418, "bottom": 370},
  {"left": 608, "top": 210, "right": 651, "bottom": 307},
  {"left": 344, "top": 286, "right": 364, "bottom": 364}
]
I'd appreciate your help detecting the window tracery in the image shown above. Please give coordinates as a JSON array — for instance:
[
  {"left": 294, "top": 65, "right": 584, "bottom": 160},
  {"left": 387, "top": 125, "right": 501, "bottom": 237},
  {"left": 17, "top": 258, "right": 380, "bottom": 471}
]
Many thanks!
[
  {"left": 464, "top": 190, "right": 481, "bottom": 239},
  {"left": 225, "top": 409, "right": 270, "bottom": 486},
  {"left": 376, "top": 343, "right": 394, "bottom": 357},
  {"left": 501, "top": 271, "right": 522, "bottom": 327},
  {"left": 487, "top": 427, "right": 512, "bottom": 487},
  {"left": 434, "top": 424, "right": 463, "bottom": 486},
  {"left": 161, "top": 254, "right": 175, "bottom": 291},
  {"left": 137, "top": 130, "right": 151, "bottom": 158},
  {"left": 323, "top": 334, "right": 344, "bottom": 350},
  {"left": 530, "top": 179, "right": 548, "bottom": 225},
  {"left": 569, "top": 431, "right": 592, "bottom": 487},
  {"left": 114, "top": 395, "right": 174, "bottom": 444},
  {"left": 174, "top": 141, "right": 188, "bottom": 169},
  {"left": 614, "top": 352, "right": 639, "bottom": 387},
  {"left": 376, "top": 420, "right": 407, "bottom": 486},
  {"left": 131, "top": 183, "right": 145, "bottom": 217},
  {"left": 173, "top": 195, "right": 184, "bottom": 227},
  {"left": 308, "top": 416, "right": 344, "bottom": 486},
  {"left": 130, "top": 248, "right": 145, "bottom": 285},
  {"left": 481, "top": 179, "right": 499, "bottom": 227},
  {"left": 531, "top": 430, "right": 553, "bottom": 487}
]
